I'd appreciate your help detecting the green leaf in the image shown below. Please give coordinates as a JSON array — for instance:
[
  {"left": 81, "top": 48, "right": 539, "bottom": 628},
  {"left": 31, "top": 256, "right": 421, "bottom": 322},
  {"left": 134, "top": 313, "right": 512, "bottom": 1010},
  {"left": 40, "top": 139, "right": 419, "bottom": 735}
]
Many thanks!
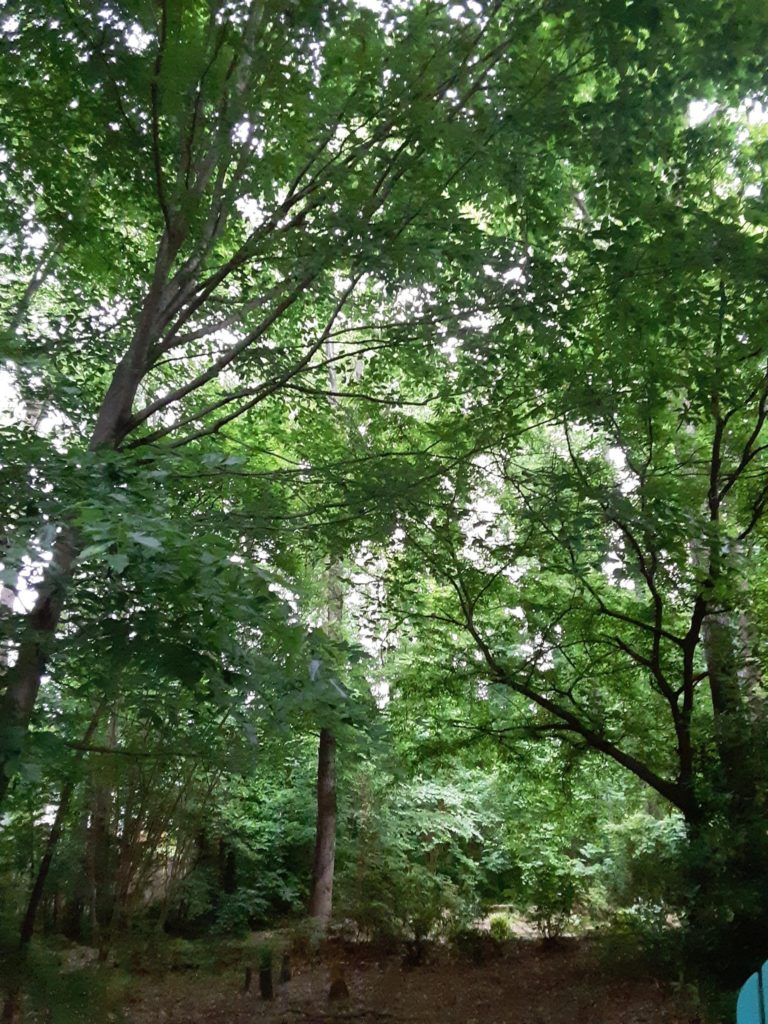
[
  {"left": 129, "top": 532, "right": 163, "bottom": 550},
  {"left": 107, "top": 552, "right": 129, "bottom": 573},
  {"left": 79, "top": 542, "right": 111, "bottom": 561}
]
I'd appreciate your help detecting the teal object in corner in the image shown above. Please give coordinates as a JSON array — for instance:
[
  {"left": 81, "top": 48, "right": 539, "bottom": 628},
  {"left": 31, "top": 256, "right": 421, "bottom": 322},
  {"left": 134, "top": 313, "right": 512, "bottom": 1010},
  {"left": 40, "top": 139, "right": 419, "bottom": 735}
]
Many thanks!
[{"left": 737, "top": 965, "right": 768, "bottom": 1023}]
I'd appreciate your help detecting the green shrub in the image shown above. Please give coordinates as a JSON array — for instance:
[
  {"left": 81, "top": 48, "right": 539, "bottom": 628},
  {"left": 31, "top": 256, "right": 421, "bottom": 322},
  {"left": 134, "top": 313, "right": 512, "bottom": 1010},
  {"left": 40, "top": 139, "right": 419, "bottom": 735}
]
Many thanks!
[
  {"left": 213, "top": 888, "right": 269, "bottom": 936},
  {"left": 520, "top": 853, "right": 585, "bottom": 938},
  {"left": 452, "top": 925, "right": 494, "bottom": 964},
  {"left": 257, "top": 942, "right": 274, "bottom": 970},
  {"left": 595, "top": 900, "right": 683, "bottom": 980},
  {"left": 488, "top": 913, "right": 512, "bottom": 943},
  {"left": 583, "top": 812, "right": 687, "bottom": 918},
  {"left": 335, "top": 777, "right": 486, "bottom": 943}
]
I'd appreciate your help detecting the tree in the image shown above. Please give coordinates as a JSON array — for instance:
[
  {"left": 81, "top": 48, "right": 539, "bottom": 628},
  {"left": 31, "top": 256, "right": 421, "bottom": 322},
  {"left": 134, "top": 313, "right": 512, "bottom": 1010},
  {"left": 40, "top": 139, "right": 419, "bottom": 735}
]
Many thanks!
[
  {"left": 382, "top": 92, "right": 768, "bottom": 972},
  {"left": 1, "top": 0, "right": 563, "bottom": 802},
  {"left": 3, "top": 0, "right": 768, "bottom": 995}
]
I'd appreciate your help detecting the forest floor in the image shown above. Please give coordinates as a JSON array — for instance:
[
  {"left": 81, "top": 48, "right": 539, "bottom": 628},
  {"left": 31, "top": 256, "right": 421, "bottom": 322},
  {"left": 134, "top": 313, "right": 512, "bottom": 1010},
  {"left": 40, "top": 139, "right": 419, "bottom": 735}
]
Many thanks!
[{"left": 122, "top": 936, "right": 704, "bottom": 1024}]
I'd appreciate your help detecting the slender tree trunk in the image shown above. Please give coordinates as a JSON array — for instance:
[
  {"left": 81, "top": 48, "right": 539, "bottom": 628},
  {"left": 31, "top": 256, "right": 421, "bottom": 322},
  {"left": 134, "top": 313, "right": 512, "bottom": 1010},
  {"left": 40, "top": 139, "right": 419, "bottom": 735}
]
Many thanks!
[
  {"left": 0, "top": 576, "right": 15, "bottom": 653},
  {"left": 18, "top": 709, "right": 102, "bottom": 946},
  {"left": 86, "top": 710, "right": 118, "bottom": 939},
  {"left": 308, "top": 726, "right": 337, "bottom": 927},
  {"left": 0, "top": 375, "right": 56, "bottom": 675},
  {"left": 307, "top": 346, "right": 349, "bottom": 929},
  {"left": 6, "top": 245, "right": 58, "bottom": 338},
  {"left": 1, "top": 709, "right": 101, "bottom": 1024},
  {"left": 308, "top": 563, "right": 343, "bottom": 926},
  {"left": 732, "top": 545, "right": 764, "bottom": 720},
  {"left": 736, "top": 604, "right": 763, "bottom": 708}
]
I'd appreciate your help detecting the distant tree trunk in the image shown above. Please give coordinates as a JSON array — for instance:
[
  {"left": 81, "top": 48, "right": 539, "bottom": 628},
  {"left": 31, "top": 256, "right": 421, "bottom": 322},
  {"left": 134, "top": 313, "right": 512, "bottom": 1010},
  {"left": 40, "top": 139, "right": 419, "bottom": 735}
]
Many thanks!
[
  {"left": 0, "top": 578, "right": 15, "bottom": 660},
  {"left": 732, "top": 546, "right": 763, "bottom": 720},
  {"left": 220, "top": 838, "right": 237, "bottom": 894},
  {"left": 60, "top": 811, "right": 90, "bottom": 941},
  {"left": 86, "top": 710, "right": 118, "bottom": 939},
  {"left": 19, "top": 708, "right": 102, "bottom": 945},
  {"left": 309, "top": 726, "right": 337, "bottom": 928},
  {"left": 6, "top": 245, "right": 58, "bottom": 339},
  {"left": 2, "top": 709, "right": 101, "bottom": 1024}
]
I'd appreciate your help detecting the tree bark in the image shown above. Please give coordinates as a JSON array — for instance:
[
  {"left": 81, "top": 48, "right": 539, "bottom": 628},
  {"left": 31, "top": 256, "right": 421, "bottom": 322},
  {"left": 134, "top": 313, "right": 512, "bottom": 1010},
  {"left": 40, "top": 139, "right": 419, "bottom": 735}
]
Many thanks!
[
  {"left": 85, "top": 710, "right": 118, "bottom": 938},
  {"left": 0, "top": 528, "right": 79, "bottom": 807},
  {"left": 308, "top": 726, "right": 337, "bottom": 928},
  {"left": 307, "top": 352, "right": 347, "bottom": 930},
  {"left": 701, "top": 601, "right": 761, "bottom": 809}
]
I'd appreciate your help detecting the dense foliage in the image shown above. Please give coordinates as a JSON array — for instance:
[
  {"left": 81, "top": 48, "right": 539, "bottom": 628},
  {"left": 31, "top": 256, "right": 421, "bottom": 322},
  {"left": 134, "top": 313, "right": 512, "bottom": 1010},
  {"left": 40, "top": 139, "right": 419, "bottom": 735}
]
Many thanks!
[{"left": 2, "top": 0, "right": 768, "bottom": 1018}]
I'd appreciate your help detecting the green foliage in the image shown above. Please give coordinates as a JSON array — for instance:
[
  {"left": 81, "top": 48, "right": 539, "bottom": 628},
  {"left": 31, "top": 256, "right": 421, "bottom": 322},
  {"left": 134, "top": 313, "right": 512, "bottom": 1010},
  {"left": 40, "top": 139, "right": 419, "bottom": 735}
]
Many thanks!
[
  {"left": 163, "top": 754, "right": 318, "bottom": 936},
  {"left": 519, "top": 851, "right": 586, "bottom": 940},
  {"left": 596, "top": 903, "right": 685, "bottom": 984},
  {"left": 451, "top": 924, "right": 497, "bottom": 965},
  {"left": 257, "top": 942, "right": 274, "bottom": 971},
  {"left": 583, "top": 812, "right": 688, "bottom": 919},
  {"left": 0, "top": 938, "right": 131, "bottom": 1024},
  {"left": 488, "top": 913, "right": 513, "bottom": 943},
  {"left": 213, "top": 890, "right": 267, "bottom": 938},
  {"left": 1, "top": 0, "right": 768, "bottom": 1011},
  {"left": 335, "top": 772, "right": 495, "bottom": 942}
]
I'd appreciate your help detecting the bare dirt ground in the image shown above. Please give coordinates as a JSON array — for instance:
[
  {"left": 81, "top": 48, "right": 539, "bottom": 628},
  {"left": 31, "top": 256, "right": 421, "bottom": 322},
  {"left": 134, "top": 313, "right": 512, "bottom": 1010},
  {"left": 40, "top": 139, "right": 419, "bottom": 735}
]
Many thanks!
[{"left": 124, "top": 938, "right": 703, "bottom": 1024}]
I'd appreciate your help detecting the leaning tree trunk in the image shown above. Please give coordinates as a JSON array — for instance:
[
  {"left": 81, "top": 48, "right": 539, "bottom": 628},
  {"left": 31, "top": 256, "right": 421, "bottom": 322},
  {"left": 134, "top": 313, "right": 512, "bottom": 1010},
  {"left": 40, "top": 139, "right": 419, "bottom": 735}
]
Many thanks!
[
  {"left": 0, "top": 237, "right": 179, "bottom": 811},
  {"left": 0, "top": 528, "right": 79, "bottom": 808},
  {"left": 308, "top": 726, "right": 337, "bottom": 928}
]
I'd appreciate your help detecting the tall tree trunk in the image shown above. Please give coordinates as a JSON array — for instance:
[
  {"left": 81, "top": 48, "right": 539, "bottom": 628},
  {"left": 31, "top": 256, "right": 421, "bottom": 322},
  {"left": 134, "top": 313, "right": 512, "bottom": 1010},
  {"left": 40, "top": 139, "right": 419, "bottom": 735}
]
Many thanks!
[
  {"left": 308, "top": 726, "right": 337, "bottom": 928},
  {"left": 687, "top": 561, "right": 768, "bottom": 979},
  {"left": 308, "top": 562, "right": 343, "bottom": 926},
  {"left": 307, "top": 344, "right": 349, "bottom": 929},
  {"left": 701, "top": 601, "right": 760, "bottom": 807},
  {"left": 0, "top": 268, "right": 166, "bottom": 1012},
  {"left": 0, "top": 235, "right": 178, "bottom": 811}
]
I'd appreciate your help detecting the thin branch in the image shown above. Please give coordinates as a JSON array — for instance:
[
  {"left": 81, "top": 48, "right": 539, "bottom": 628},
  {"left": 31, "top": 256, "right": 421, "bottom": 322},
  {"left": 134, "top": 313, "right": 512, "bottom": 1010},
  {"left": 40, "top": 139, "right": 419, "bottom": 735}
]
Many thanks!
[
  {"left": 125, "top": 275, "right": 315, "bottom": 433},
  {"left": 150, "top": 0, "right": 172, "bottom": 233}
]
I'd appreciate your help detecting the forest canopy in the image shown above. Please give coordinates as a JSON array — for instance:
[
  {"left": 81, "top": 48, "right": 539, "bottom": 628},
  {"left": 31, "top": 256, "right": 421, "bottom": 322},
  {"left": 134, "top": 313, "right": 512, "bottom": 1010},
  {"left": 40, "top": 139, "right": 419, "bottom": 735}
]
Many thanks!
[{"left": 1, "top": 1, "right": 768, "bottom": 1020}]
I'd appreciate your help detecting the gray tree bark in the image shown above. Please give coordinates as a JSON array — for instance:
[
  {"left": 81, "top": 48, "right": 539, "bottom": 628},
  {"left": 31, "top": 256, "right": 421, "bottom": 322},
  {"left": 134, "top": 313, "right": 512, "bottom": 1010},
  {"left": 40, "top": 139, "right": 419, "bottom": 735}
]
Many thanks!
[{"left": 308, "top": 726, "right": 337, "bottom": 928}]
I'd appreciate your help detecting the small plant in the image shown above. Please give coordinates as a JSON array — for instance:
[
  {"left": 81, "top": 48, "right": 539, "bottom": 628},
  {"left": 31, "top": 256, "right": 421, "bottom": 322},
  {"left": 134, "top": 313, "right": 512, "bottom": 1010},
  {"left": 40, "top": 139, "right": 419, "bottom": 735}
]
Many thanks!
[
  {"left": 257, "top": 942, "right": 274, "bottom": 970},
  {"left": 488, "top": 913, "right": 512, "bottom": 943},
  {"left": 288, "top": 917, "right": 324, "bottom": 959}
]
